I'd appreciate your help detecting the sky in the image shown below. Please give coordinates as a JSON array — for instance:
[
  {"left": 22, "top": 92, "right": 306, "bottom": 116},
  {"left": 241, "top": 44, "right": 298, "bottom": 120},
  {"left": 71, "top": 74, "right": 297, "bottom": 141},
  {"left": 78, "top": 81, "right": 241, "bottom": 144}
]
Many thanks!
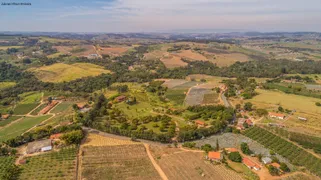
[{"left": 0, "top": 0, "right": 321, "bottom": 33}]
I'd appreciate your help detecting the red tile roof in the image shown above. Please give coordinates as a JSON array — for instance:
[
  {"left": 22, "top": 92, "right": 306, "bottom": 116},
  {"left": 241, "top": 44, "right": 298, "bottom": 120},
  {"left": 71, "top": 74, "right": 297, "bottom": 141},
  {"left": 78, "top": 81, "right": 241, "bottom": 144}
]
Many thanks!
[
  {"left": 246, "top": 119, "right": 253, "bottom": 125},
  {"left": 1, "top": 114, "right": 9, "bottom": 119},
  {"left": 195, "top": 120, "right": 205, "bottom": 125},
  {"left": 50, "top": 133, "right": 63, "bottom": 140},
  {"left": 269, "top": 112, "right": 286, "bottom": 118},
  {"left": 225, "top": 148, "right": 238, "bottom": 153},
  {"left": 271, "top": 162, "right": 280, "bottom": 168},
  {"left": 208, "top": 151, "right": 222, "bottom": 160},
  {"left": 243, "top": 158, "right": 260, "bottom": 169},
  {"left": 39, "top": 101, "right": 59, "bottom": 114},
  {"left": 76, "top": 103, "right": 87, "bottom": 109}
]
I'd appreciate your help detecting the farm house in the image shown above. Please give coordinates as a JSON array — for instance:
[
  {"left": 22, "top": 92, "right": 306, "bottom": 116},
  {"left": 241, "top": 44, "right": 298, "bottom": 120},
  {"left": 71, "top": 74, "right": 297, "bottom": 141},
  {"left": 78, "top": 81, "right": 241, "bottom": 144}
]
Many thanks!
[
  {"left": 242, "top": 158, "right": 261, "bottom": 171},
  {"left": 26, "top": 139, "right": 53, "bottom": 154},
  {"left": 268, "top": 112, "right": 286, "bottom": 120},
  {"left": 207, "top": 151, "right": 223, "bottom": 162}
]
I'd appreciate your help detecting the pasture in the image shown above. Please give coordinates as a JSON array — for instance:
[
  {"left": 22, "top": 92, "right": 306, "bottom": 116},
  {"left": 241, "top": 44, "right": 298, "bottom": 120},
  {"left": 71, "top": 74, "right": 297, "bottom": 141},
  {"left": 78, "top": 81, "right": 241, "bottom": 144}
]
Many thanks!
[
  {"left": 177, "top": 50, "right": 208, "bottom": 61},
  {"left": 98, "top": 46, "right": 130, "bottom": 56},
  {"left": 50, "top": 102, "right": 73, "bottom": 113},
  {"left": 210, "top": 53, "right": 249, "bottom": 67},
  {"left": 0, "top": 115, "right": 52, "bottom": 142},
  {"left": 30, "top": 104, "right": 47, "bottom": 115},
  {"left": 150, "top": 145, "right": 243, "bottom": 180},
  {"left": 19, "top": 146, "right": 77, "bottom": 180},
  {"left": 29, "top": 63, "right": 111, "bottom": 83},
  {"left": 14, "top": 103, "right": 40, "bottom": 115},
  {"left": 0, "top": 82, "right": 16, "bottom": 90},
  {"left": 53, "top": 45, "right": 96, "bottom": 57},
  {"left": 160, "top": 54, "right": 187, "bottom": 68},
  {"left": 81, "top": 144, "right": 161, "bottom": 180}
]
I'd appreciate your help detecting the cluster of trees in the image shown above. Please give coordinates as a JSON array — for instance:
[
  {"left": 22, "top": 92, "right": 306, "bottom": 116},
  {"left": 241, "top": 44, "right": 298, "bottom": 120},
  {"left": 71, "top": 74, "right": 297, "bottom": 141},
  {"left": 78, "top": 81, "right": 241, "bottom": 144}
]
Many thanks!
[
  {"left": 186, "top": 105, "right": 234, "bottom": 123},
  {"left": 241, "top": 142, "right": 252, "bottom": 155},
  {"left": 60, "top": 130, "right": 84, "bottom": 145},
  {"left": 223, "top": 77, "right": 258, "bottom": 99},
  {"left": 263, "top": 83, "right": 321, "bottom": 99},
  {"left": 228, "top": 152, "right": 242, "bottom": 162},
  {"left": 4, "top": 124, "right": 82, "bottom": 147}
]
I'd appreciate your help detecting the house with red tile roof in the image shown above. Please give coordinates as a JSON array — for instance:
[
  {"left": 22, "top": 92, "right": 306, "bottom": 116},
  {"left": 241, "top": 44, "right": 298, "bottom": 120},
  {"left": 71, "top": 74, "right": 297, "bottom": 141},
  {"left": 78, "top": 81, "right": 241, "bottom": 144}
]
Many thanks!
[
  {"left": 50, "top": 133, "right": 63, "bottom": 140},
  {"left": 207, "top": 151, "right": 223, "bottom": 162},
  {"left": 1, "top": 114, "right": 10, "bottom": 120},
  {"left": 195, "top": 120, "right": 206, "bottom": 128},
  {"left": 269, "top": 112, "right": 286, "bottom": 120},
  {"left": 243, "top": 157, "right": 261, "bottom": 171}
]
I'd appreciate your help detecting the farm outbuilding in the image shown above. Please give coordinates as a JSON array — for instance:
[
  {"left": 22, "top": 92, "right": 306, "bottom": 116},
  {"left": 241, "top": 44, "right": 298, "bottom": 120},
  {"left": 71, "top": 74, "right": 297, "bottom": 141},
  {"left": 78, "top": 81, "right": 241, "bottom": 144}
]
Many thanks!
[
  {"left": 262, "top": 157, "right": 272, "bottom": 164},
  {"left": 207, "top": 151, "right": 223, "bottom": 162},
  {"left": 268, "top": 112, "right": 286, "bottom": 120},
  {"left": 243, "top": 157, "right": 261, "bottom": 171},
  {"left": 26, "top": 139, "right": 52, "bottom": 154}
]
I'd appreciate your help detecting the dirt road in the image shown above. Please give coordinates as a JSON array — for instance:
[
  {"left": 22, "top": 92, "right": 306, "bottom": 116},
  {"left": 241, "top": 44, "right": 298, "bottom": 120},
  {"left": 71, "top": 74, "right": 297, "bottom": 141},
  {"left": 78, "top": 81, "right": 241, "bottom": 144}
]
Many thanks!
[{"left": 144, "top": 143, "right": 169, "bottom": 180}]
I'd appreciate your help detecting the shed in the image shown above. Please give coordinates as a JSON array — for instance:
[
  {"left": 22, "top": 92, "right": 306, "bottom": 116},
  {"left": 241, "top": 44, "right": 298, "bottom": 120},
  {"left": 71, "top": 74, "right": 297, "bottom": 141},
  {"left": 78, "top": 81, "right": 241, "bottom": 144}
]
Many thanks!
[
  {"left": 26, "top": 139, "right": 52, "bottom": 154},
  {"left": 262, "top": 157, "right": 272, "bottom": 164}
]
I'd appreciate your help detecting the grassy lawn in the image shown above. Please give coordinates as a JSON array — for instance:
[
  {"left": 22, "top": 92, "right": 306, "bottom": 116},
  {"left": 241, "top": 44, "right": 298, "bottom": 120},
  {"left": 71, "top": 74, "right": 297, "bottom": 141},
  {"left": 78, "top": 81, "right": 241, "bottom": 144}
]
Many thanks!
[
  {"left": 19, "top": 92, "right": 42, "bottom": 104},
  {"left": 0, "top": 115, "right": 52, "bottom": 142},
  {"left": 14, "top": 103, "right": 40, "bottom": 115},
  {"left": 51, "top": 102, "right": 73, "bottom": 113},
  {"left": 143, "top": 122, "right": 162, "bottom": 133},
  {"left": 0, "top": 116, "right": 21, "bottom": 127},
  {"left": 115, "top": 101, "right": 152, "bottom": 119},
  {"left": 228, "top": 160, "right": 259, "bottom": 180},
  {"left": 0, "top": 82, "right": 16, "bottom": 90}
]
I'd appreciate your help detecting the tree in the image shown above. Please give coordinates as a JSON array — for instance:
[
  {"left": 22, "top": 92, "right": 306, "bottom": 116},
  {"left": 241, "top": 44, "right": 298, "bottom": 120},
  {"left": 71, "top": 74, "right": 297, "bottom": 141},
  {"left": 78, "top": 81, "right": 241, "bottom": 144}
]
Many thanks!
[
  {"left": 61, "top": 130, "right": 84, "bottom": 145},
  {"left": 268, "top": 165, "right": 280, "bottom": 176},
  {"left": 235, "top": 104, "right": 241, "bottom": 110},
  {"left": 215, "top": 139, "right": 220, "bottom": 151},
  {"left": 278, "top": 106, "right": 284, "bottom": 112},
  {"left": 228, "top": 152, "right": 242, "bottom": 162},
  {"left": 22, "top": 58, "right": 32, "bottom": 64},
  {"left": 280, "top": 162, "right": 290, "bottom": 172},
  {"left": 244, "top": 102, "right": 253, "bottom": 111},
  {"left": 241, "top": 142, "right": 251, "bottom": 155},
  {"left": 48, "top": 97, "right": 53, "bottom": 104},
  {"left": 316, "top": 102, "right": 321, "bottom": 106},
  {"left": 201, "top": 144, "right": 213, "bottom": 153}
]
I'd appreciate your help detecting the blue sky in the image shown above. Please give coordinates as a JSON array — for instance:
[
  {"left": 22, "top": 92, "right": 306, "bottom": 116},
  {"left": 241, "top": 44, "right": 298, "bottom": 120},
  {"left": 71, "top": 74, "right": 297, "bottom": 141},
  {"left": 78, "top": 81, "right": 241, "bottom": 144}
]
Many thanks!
[{"left": 1, "top": 0, "right": 321, "bottom": 32}]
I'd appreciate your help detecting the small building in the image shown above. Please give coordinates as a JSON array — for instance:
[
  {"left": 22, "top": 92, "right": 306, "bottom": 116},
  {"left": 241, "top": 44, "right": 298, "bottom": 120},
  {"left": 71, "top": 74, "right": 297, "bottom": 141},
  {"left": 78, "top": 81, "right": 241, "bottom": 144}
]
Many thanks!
[
  {"left": 115, "top": 95, "right": 126, "bottom": 102},
  {"left": 225, "top": 148, "right": 238, "bottom": 153},
  {"left": 243, "top": 158, "right": 261, "bottom": 171},
  {"left": 87, "top": 54, "right": 99, "bottom": 59},
  {"left": 26, "top": 139, "right": 52, "bottom": 154},
  {"left": 207, "top": 151, "right": 223, "bottom": 162},
  {"left": 298, "top": 117, "right": 307, "bottom": 121},
  {"left": 236, "top": 124, "right": 245, "bottom": 130},
  {"left": 39, "top": 101, "right": 59, "bottom": 115},
  {"left": 18, "top": 159, "right": 27, "bottom": 165},
  {"left": 1, "top": 114, "right": 10, "bottom": 120},
  {"left": 269, "top": 112, "right": 286, "bottom": 120},
  {"left": 262, "top": 157, "right": 272, "bottom": 164},
  {"left": 195, "top": 120, "right": 206, "bottom": 128},
  {"left": 50, "top": 133, "right": 63, "bottom": 140},
  {"left": 76, "top": 103, "right": 87, "bottom": 109}
]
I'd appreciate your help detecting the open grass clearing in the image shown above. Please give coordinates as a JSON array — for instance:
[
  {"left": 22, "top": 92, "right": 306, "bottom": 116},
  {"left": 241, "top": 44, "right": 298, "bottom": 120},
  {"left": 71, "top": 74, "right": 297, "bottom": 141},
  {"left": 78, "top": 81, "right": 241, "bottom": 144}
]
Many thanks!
[
  {"left": 0, "top": 82, "right": 16, "bottom": 90},
  {"left": 29, "top": 63, "right": 111, "bottom": 83},
  {"left": 0, "top": 115, "right": 52, "bottom": 142},
  {"left": 160, "top": 54, "right": 187, "bottom": 68},
  {"left": 14, "top": 103, "right": 40, "bottom": 115},
  {"left": 0, "top": 116, "right": 21, "bottom": 127},
  {"left": 50, "top": 102, "right": 73, "bottom": 114}
]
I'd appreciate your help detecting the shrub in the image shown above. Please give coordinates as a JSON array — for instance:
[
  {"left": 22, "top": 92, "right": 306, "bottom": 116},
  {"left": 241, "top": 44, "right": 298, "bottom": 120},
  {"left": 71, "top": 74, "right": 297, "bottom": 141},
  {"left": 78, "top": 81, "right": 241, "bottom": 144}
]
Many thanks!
[{"left": 228, "top": 152, "right": 242, "bottom": 162}]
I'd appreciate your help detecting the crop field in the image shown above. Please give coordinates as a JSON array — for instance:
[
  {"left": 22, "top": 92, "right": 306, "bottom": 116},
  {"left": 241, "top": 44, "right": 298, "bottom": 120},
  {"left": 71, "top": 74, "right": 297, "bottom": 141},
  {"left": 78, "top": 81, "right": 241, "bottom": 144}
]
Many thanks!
[
  {"left": 83, "top": 133, "right": 139, "bottom": 147},
  {"left": 161, "top": 79, "right": 188, "bottom": 89},
  {"left": 150, "top": 145, "right": 243, "bottom": 180},
  {"left": 0, "top": 156, "right": 15, "bottom": 177},
  {"left": 305, "top": 84, "right": 321, "bottom": 90},
  {"left": 54, "top": 45, "right": 96, "bottom": 56},
  {"left": 244, "top": 127, "right": 321, "bottom": 177},
  {"left": 0, "top": 115, "right": 52, "bottom": 142},
  {"left": 202, "top": 93, "right": 219, "bottom": 104},
  {"left": 160, "top": 54, "right": 187, "bottom": 68},
  {"left": 0, "top": 81, "right": 16, "bottom": 90},
  {"left": 19, "top": 92, "right": 42, "bottom": 104},
  {"left": 165, "top": 89, "right": 187, "bottom": 106},
  {"left": 14, "top": 103, "right": 40, "bottom": 115},
  {"left": 50, "top": 102, "right": 72, "bottom": 113},
  {"left": 29, "top": 63, "right": 111, "bottom": 83},
  {"left": 177, "top": 50, "right": 208, "bottom": 61},
  {"left": 210, "top": 53, "right": 249, "bottom": 67},
  {"left": 81, "top": 144, "right": 161, "bottom": 180},
  {"left": 247, "top": 89, "right": 321, "bottom": 114},
  {"left": 19, "top": 146, "right": 77, "bottom": 180},
  {"left": 185, "top": 87, "right": 211, "bottom": 106},
  {"left": 30, "top": 104, "right": 47, "bottom": 115},
  {"left": 0, "top": 116, "right": 21, "bottom": 127},
  {"left": 98, "top": 46, "right": 130, "bottom": 56},
  {"left": 172, "top": 81, "right": 201, "bottom": 89}
]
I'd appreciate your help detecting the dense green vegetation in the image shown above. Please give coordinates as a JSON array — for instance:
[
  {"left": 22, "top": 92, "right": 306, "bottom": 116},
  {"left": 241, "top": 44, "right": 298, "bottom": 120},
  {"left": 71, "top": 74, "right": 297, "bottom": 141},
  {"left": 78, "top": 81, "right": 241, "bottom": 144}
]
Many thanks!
[
  {"left": 263, "top": 83, "right": 321, "bottom": 99},
  {"left": 244, "top": 126, "right": 321, "bottom": 177}
]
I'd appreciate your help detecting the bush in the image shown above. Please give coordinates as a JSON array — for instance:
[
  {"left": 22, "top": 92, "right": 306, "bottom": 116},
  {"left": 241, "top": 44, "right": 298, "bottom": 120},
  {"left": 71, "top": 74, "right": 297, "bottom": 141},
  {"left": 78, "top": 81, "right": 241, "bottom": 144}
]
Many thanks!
[
  {"left": 182, "top": 142, "right": 196, "bottom": 148},
  {"left": 280, "top": 162, "right": 290, "bottom": 172},
  {"left": 228, "top": 152, "right": 242, "bottom": 162},
  {"left": 241, "top": 142, "right": 251, "bottom": 155},
  {"left": 268, "top": 165, "right": 280, "bottom": 176},
  {"left": 61, "top": 130, "right": 84, "bottom": 145}
]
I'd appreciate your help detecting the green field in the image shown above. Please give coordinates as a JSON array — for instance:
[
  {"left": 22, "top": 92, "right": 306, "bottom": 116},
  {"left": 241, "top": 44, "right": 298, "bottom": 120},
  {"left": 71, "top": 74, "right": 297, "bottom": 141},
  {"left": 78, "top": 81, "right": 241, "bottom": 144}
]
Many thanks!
[
  {"left": 247, "top": 89, "right": 321, "bottom": 114},
  {"left": 30, "top": 103, "right": 47, "bottom": 115},
  {"left": 0, "top": 156, "right": 15, "bottom": 178},
  {"left": 0, "top": 116, "right": 21, "bottom": 127},
  {"left": 14, "top": 103, "right": 40, "bottom": 115},
  {"left": 0, "top": 115, "right": 52, "bottom": 142},
  {"left": 0, "top": 82, "right": 16, "bottom": 90},
  {"left": 19, "top": 146, "right": 77, "bottom": 180},
  {"left": 166, "top": 89, "right": 186, "bottom": 106},
  {"left": 50, "top": 102, "right": 73, "bottom": 113},
  {"left": 29, "top": 63, "right": 111, "bottom": 83}
]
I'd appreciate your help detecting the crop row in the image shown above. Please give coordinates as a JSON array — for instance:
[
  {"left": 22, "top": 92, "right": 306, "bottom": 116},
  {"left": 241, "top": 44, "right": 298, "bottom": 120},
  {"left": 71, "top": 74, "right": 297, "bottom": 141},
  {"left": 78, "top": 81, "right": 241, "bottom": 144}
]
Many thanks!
[{"left": 244, "top": 127, "right": 321, "bottom": 177}]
